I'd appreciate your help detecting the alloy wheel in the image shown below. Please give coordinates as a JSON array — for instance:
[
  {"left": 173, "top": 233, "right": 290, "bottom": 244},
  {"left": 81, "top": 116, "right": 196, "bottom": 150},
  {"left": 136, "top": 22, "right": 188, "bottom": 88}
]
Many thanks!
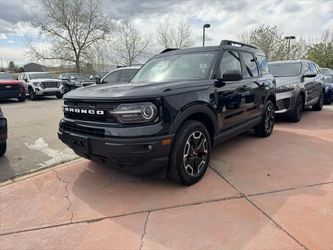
[
  {"left": 264, "top": 104, "right": 274, "bottom": 134},
  {"left": 183, "top": 131, "right": 208, "bottom": 177}
]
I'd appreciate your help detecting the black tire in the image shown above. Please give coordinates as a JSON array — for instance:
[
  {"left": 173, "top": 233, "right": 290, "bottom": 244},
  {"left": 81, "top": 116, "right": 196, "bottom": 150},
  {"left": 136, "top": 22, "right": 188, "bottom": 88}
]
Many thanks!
[
  {"left": 0, "top": 142, "right": 6, "bottom": 157},
  {"left": 29, "top": 88, "right": 37, "bottom": 101},
  {"left": 313, "top": 90, "right": 324, "bottom": 111},
  {"left": 18, "top": 95, "right": 26, "bottom": 102},
  {"left": 167, "top": 120, "right": 211, "bottom": 186},
  {"left": 289, "top": 95, "right": 303, "bottom": 122},
  {"left": 56, "top": 92, "right": 63, "bottom": 99},
  {"left": 254, "top": 100, "right": 275, "bottom": 137}
]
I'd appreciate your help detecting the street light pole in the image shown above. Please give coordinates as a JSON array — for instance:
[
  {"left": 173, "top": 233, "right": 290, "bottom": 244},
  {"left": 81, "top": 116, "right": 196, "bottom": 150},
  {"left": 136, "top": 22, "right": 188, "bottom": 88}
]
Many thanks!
[
  {"left": 284, "top": 36, "right": 296, "bottom": 60},
  {"left": 203, "top": 24, "right": 210, "bottom": 47}
]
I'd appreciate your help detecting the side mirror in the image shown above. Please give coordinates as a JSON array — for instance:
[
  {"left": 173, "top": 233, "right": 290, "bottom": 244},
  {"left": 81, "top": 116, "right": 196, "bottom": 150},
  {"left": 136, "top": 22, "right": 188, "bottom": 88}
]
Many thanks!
[
  {"left": 303, "top": 71, "right": 316, "bottom": 78},
  {"left": 214, "top": 79, "right": 226, "bottom": 88},
  {"left": 222, "top": 70, "right": 243, "bottom": 81},
  {"left": 24, "top": 78, "right": 28, "bottom": 82}
]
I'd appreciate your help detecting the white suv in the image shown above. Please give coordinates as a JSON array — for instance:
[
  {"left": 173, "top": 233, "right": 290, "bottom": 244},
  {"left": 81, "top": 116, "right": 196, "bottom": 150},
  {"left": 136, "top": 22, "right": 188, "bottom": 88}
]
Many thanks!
[{"left": 18, "top": 72, "right": 63, "bottom": 100}]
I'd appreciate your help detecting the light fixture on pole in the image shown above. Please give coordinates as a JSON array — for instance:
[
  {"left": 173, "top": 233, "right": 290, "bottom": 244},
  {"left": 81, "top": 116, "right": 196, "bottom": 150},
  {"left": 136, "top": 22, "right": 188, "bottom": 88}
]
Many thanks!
[
  {"left": 284, "top": 36, "right": 296, "bottom": 60},
  {"left": 203, "top": 24, "right": 211, "bottom": 47}
]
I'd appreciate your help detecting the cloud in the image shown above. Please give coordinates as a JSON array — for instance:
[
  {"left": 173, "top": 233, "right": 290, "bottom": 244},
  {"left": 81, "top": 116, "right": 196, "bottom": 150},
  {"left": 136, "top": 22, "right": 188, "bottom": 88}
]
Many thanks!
[
  {"left": 0, "top": 33, "right": 7, "bottom": 39},
  {"left": 8, "top": 40, "right": 15, "bottom": 44},
  {"left": 0, "top": 0, "right": 332, "bottom": 65}
]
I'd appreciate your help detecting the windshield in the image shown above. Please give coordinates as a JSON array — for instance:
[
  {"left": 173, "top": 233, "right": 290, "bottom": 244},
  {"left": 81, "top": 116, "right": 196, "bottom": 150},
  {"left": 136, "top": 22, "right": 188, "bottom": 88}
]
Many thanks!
[
  {"left": 268, "top": 63, "right": 302, "bottom": 77},
  {"left": 70, "top": 73, "right": 89, "bottom": 80},
  {"left": 0, "top": 73, "right": 14, "bottom": 80},
  {"left": 29, "top": 73, "right": 53, "bottom": 79},
  {"left": 131, "top": 51, "right": 217, "bottom": 83}
]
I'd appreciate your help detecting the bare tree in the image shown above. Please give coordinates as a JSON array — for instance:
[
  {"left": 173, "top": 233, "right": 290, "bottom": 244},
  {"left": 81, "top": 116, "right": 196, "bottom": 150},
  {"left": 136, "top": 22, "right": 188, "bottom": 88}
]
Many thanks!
[
  {"left": 28, "top": 0, "right": 112, "bottom": 72},
  {"left": 156, "top": 21, "right": 194, "bottom": 49},
  {"left": 110, "top": 22, "right": 152, "bottom": 66},
  {"left": 240, "top": 25, "right": 310, "bottom": 61}
]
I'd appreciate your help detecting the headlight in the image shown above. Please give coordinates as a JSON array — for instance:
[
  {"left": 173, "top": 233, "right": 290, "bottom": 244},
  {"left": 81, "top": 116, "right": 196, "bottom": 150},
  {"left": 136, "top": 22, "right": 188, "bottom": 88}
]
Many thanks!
[
  {"left": 33, "top": 82, "right": 40, "bottom": 87},
  {"left": 276, "top": 84, "right": 297, "bottom": 93},
  {"left": 110, "top": 102, "right": 158, "bottom": 124}
]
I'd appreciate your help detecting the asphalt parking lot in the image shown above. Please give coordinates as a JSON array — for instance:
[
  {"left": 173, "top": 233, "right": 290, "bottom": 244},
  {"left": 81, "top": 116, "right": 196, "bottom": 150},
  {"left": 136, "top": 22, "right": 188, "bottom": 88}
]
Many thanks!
[
  {"left": 0, "top": 98, "right": 77, "bottom": 182},
  {"left": 0, "top": 106, "right": 332, "bottom": 249}
]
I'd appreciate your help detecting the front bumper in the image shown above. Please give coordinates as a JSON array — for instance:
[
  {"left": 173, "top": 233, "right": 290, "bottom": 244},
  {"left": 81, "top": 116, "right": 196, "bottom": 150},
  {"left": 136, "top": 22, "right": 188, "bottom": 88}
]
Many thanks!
[
  {"left": 58, "top": 122, "right": 173, "bottom": 175},
  {"left": 0, "top": 90, "right": 25, "bottom": 99},
  {"left": 33, "top": 87, "right": 63, "bottom": 96},
  {"left": 0, "top": 118, "right": 7, "bottom": 142},
  {"left": 275, "top": 90, "right": 298, "bottom": 114}
]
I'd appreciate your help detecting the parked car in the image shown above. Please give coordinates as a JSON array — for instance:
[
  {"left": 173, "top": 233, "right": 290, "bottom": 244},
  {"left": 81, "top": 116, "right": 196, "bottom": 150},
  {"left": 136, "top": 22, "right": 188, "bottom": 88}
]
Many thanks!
[
  {"left": 100, "top": 66, "right": 141, "bottom": 84},
  {"left": 0, "top": 107, "right": 7, "bottom": 157},
  {"left": 18, "top": 72, "right": 63, "bottom": 100},
  {"left": 320, "top": 68, "right": 333, "bottom": 104},
  {"left": 58, "top": 40, "right": 275, "bottom": 185},
  {"left": 320, "top": 67, "right": 333, "bottom": 78},
  {"left": 59, "top": 73, "right": 96, "bottom": 93},
  {"left": 268, "top": 60, "right": 325, "bottom": 122},
  {"left": 0, "top": 72, "right": 26, "bottom": 102}
]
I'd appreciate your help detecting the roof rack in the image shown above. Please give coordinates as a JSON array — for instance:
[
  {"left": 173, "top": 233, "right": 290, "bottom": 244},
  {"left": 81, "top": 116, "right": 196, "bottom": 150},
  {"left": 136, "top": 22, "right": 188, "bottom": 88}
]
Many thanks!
[
  {"left": 220, "top": 40, "right": 258, "bottom": 49},
  {"left": 160, "top": 48, "right": 179, "bottom": 54}
]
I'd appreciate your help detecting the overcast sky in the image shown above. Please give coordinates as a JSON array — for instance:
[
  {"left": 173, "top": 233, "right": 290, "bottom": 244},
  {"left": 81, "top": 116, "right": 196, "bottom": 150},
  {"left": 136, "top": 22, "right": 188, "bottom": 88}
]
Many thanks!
[{"left": 0, "top": 0, "right": 332, "bottom": 66}]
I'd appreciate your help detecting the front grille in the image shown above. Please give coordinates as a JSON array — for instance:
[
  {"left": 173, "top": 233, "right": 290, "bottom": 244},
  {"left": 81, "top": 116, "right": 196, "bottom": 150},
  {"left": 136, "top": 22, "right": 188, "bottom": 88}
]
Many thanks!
[
  {"left": 0, "top": 84, "right": 19, "bottom": 92},
  {"left": 61, "top": 122, "right": 105, "bottom": 137},
  {"left": 64, "top": 100, "right": 118, "bottom": 123},
  {"left": 41, "top": 82, "right": 58, "bottom": 88}
]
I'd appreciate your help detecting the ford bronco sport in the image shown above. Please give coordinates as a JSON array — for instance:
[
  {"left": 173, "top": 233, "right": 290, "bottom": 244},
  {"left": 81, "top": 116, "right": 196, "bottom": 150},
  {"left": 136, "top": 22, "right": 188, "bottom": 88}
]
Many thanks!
[{"left": 58, "top": 40, "right": 276, "bottom": 185}]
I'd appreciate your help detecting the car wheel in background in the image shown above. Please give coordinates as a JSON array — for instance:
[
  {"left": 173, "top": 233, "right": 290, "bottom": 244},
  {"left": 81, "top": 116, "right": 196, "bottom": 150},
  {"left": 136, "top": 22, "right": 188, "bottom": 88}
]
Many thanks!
[
  {"left": 254, "top": 100, "right": 275, "bottom": 137},
  {"left": 56, "top": 92, "right": 63, "bottom": 99},
  {"left": 289, "top": 95, "right": 303, "bottom": 122},
  {"left": 168, "top": 120, "right": 211, "bottom": 186},
  {"left": 313, "top": 90, "right": 324, "bottom": 111},
  {"left": 18, "top": 95, "right": 26, "bottom": 102},
  {"left": 29, "top": 88, "right": 37, "bottom": 101},
  {"left": 0, "top": 142, "right": 6, "bottom": 157}
]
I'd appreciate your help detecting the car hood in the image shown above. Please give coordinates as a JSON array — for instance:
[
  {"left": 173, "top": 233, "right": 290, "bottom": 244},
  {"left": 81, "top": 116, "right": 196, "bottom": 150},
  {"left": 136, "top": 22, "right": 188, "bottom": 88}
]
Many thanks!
[
  {"left": 0, "top": 80, "right": 23, "bottom": 85},
  {"left": 274, "top": 76, "right": 300, "bottom": 87},
  {"left": 30, "top": 79, "right": 60, "bottom": 82},
  {"left": 65, "top": 80, "right": 211, "bottom": 100}
]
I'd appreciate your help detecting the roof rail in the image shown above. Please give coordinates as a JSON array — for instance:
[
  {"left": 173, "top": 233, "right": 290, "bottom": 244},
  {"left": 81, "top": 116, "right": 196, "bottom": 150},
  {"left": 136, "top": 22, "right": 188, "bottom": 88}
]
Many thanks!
[
  {"left": 160, "top": 48, "right": 179, "bottom": 54},
  {"left": 220, "top": 40, "right": 258, "bottom": 49}
]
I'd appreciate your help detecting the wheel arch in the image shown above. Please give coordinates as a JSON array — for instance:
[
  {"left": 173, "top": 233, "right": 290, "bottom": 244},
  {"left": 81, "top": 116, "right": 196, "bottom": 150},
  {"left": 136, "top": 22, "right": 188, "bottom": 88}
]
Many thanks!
[{"left": 169, "top": 104, "right": 217, "bottom": 144}]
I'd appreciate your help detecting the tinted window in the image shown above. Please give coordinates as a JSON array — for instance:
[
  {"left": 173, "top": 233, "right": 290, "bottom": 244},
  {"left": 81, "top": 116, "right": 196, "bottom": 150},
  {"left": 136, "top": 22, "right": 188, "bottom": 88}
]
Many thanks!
[
  {"left": 268, "top": 63, "right": 302, "bottom": 77},
  {"left": 103, "top": 71, "right": 119, "bottom": 83},
  {"left": 0, "top": 73, "right": 14, "bottom": 80},
  {"left": 29, "top": 73, "right": 53, "bottom": 79},
  {"left": 219, "top": 50, "right": 242, "bottom": 76},
  {"left": 119, "top": 69, "right": 139, "bottom": 82},
  {"left": 256, "top": 55, "right": 269, "bottom": 74},
  {"left": 242, "top": 52, "right": 259, "bottom": 78},
  {"left": 131, "top": 52, "right": 217, "bottom": 84},
  {"left": 309, "top": 63, "right": 318, "bottom": 74}
]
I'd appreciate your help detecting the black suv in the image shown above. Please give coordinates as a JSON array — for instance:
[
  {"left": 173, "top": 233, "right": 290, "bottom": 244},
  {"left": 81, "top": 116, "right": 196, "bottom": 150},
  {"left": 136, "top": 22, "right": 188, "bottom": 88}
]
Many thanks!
[
  {"left": 0, "top": 107, "right": 7, "bottom": 157},
  {"left": 58, "top": 40, "right": 276, "bottom": 185}
]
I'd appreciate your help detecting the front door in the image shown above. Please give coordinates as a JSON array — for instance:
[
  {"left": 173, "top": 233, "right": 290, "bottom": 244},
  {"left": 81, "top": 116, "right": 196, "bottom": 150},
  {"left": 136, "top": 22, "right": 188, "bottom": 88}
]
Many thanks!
[{"left": 215, "top": 50, "right": 248, "bottom": 130}]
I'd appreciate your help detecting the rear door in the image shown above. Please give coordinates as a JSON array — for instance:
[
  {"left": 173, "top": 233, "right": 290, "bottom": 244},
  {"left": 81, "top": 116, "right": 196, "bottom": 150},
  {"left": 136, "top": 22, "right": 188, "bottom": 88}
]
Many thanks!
[{"left": 240, "top": 51, "right": 266, "bottom": 119}]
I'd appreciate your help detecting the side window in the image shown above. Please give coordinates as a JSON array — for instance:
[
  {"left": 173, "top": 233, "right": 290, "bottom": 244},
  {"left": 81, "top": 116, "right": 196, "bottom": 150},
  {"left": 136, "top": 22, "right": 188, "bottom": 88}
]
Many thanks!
[
  {"left": 309, "top": 63, "right": 317, "bottom": 74},
  {"left": 219, "top": 50, "right": 242, "bottom": 77},
  {"left": 119, "top": 69, "right": 138, "bottom": 82},
  {"left": 242, "top": 52, "right": 259, "bottom": 78},
  {"left": 103, "top": 71, "right": 119, "bottom": 83},
  {"left": 256, "top": 54, "right": 269, "bottom": 74}
]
